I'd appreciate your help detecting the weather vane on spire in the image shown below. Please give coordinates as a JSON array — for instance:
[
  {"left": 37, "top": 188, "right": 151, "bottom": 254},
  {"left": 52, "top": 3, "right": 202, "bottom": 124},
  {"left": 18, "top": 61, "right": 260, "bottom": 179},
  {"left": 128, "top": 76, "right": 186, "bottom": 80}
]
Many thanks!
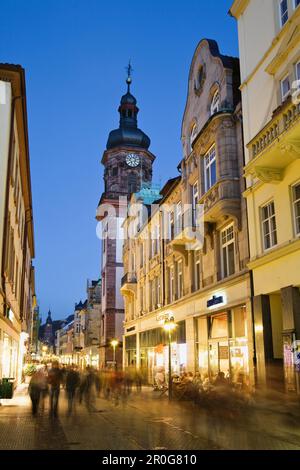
[{"left": 125, "top": 60, "right": 133, "bottom": 91}]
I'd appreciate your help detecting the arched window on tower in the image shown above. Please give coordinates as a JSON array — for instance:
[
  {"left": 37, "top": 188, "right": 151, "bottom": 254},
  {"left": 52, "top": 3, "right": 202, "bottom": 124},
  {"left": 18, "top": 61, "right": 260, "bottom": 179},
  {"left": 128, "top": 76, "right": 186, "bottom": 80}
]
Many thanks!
[
  {"left": 128, "top": 172, "right": 138, "bottom": 194},
  {"left": 210, "top": 90, "right": 220, "bottom": 116}
]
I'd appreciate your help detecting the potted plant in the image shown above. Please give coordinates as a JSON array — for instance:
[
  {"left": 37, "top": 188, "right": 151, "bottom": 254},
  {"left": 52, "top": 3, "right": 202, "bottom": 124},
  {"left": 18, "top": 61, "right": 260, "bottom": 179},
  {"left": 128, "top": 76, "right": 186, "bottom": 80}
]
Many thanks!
[{"left": 23, "top": 364, "right": 37, "bottom": 383}]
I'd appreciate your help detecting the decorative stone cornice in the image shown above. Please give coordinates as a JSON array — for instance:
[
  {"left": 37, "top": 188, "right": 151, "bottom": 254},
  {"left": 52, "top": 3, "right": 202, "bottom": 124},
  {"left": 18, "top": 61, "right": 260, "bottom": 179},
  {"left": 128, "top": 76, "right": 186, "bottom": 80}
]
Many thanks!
[
  {"left": 248, "top": 238, "right": 300, "bottom": 270},
  {"left": 229, "top": 0, "right": 250, "bottom": 19},
  {"left": 254, "top": 166, "right": 284, "bottom": 183},
  {"left": 266, "top": 17, "right": 300, "bottom": 75}
]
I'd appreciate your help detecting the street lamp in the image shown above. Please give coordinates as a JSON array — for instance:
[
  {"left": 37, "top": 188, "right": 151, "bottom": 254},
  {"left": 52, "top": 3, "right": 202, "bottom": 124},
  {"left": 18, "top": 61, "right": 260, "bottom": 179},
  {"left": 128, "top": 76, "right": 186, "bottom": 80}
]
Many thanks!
[
  {"left": 110, "top": 339, "right": 119, "bottom": 369},
  {"left": 163, "top": 316, "right": 177, "bottom": 400}
]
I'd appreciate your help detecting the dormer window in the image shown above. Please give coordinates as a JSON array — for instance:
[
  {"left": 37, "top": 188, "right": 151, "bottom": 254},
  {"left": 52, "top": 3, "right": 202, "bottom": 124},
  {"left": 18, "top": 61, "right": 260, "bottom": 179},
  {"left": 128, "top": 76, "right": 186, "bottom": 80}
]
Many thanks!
[{"left": 211, "top": 90, "right": 220, "bottom": 116}]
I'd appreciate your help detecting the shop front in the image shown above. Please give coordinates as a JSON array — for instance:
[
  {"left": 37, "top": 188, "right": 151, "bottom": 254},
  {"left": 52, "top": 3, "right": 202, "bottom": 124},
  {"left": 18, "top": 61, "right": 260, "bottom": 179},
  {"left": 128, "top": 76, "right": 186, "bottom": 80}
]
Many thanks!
[
  {"left": 0, "top": 320, "right": 21, "bottom": 384},
  {"left": 195, "top": 304, "right": 251, "bottom": 385},
  {"left": 139, "top": 321, "right": 187, "bottom": 384}
]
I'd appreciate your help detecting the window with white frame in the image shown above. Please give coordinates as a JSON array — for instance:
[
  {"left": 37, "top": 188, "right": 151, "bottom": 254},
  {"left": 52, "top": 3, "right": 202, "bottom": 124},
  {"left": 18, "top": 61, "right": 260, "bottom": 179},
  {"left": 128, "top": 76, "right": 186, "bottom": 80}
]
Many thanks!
[
  {"left": 194, "top": 250, "right": 201, "bottom": 291},
  {"left": 192, "top": 181, "right": 199, "bottom": 226},
  {"left": 221, "top": 224, "right": 235, "bottom": 278},
  {"left": 261, "top": 201, "right": 278, "bottom": 250},
  {"left": 294, "top": 0, "right": 300, "bottom": 9},
  {"left": 176, "top": 201, "right": 182, "bottom": 236},
  {"left": 177, "top": 259, "right": 183, "bottom": 299},
  {"left": 210, "top": 90, "right": 220, "bottom": 115},
  {"left": 204, "top": 145, "right": 217, "bottom": 192},
  {"left": 281, "top": 74, "right": 291, "bottom": 101},
  {"left": 279, "top": 0, "right": 289, "bottom": 27},
  {"left": 292, "top": 182, "right": 300, "bottom": 235}
]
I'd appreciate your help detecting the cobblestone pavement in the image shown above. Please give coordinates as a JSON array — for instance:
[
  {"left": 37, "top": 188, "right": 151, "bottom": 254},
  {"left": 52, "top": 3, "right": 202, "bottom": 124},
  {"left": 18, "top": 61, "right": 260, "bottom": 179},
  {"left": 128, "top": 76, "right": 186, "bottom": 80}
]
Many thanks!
[{"left": 0, "top": 385, "right": 300, "bottom": 450}]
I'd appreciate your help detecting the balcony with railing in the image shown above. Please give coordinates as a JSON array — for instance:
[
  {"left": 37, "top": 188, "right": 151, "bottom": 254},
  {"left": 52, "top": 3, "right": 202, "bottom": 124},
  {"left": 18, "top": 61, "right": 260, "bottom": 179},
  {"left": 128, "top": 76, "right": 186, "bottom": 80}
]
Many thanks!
[
  {"left": 120, "top": 271, "right": 137, "bottom": 297},
  {"left": 246, "top": 97, "right": 300, "bottom": 182},
  {"left": 199, "top": 179, "right": 241, "bottom": 226}
]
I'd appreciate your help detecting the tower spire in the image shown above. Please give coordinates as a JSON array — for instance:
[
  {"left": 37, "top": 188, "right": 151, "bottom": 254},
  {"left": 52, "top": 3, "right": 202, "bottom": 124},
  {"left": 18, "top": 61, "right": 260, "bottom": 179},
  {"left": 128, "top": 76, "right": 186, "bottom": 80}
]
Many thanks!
[{"left": 125, "top": 60, "right": 133, "bottom": 93}]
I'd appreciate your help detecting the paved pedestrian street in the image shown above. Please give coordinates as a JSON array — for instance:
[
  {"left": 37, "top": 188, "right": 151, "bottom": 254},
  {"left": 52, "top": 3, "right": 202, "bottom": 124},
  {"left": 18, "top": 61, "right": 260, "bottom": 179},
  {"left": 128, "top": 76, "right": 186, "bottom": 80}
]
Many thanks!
[{"left": 0, "top": 386, "right": 300, "bottom": 450}]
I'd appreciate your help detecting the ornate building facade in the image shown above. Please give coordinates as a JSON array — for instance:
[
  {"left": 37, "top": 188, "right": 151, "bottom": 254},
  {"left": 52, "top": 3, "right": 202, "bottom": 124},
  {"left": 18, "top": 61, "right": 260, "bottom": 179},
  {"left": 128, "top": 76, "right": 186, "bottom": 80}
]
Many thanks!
[
  {"left": 96, "top": 73, "right": 155, "bottom": 368},
  {"left": 122, "top": 39, "right": 255, "bottom": 386},
  {"left": 0, "top": 64, "right": 35, "bottom": 384},
  {"left": 230, "top": 0, "right": 300, "bottom": 392}
]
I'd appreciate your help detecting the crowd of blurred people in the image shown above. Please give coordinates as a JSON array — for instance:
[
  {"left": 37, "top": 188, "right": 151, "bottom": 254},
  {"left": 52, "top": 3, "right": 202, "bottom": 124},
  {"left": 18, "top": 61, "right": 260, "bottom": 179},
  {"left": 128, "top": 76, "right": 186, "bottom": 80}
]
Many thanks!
[
  {"left": 28, "top": 362, "right": 145, "bottom": 417},
  {"left": 154, "top": 367, "right": 254, "bottom": 411},
  {"left": 28, "top": 361, "right": 254, "bottom": 418}
]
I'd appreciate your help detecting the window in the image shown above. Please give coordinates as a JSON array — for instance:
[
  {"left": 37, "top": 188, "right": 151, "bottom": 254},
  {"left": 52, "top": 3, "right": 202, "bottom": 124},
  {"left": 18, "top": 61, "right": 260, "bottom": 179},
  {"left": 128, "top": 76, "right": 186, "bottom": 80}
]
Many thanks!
[
  {"left": 157, "top": 276, "right": 161, "bottom": 307},
  {"left": 292, "top": 182, "right": 300, "bottom": 235},
  {"left": 140, "top": 286, "right": 144, "bottom": 313},
  {"left": 169, "top": 211, "right": 175, "bottom": 240},
  {"left": 279, "top": 0, "right": 288, "bottom": 27},
  {"left": 261, "top": 201, "right": 277, "bottom": 250},
  {"left": 221, "top": 224, "right": 235, "bottom": 278},
  {"left": 176, "top": 202, "right": 182, "bottom": 236},
  {"left": 192, "top": 182, "right": 199, "bottom": 226},
  {"left": 169, "top": 266, "right": 175, "bottom": 303},
  {"left": 139, "top": 242, "right": 144, "bottom": 267},
  {"left": 151, "top": 229, "right": 156, "bottom": 256},
  {"left": 210, "top": 314, "right": 228, "bottom": 339},
  {"left": 128, "top": 173, "right": 137, "bottom": 194},
  {"left": 294, "top": 0, "right": 300, "bottom": 9},
  {"left": 194, "top": 250, "right": 201, "bottom": 291},
  {"left": 177, "top": 260, "right": 183, "bottom": 299},
  {"left": 204, "top": 145, "right": 217, "bottom": 192},
  {"left": 150, "top": 279, "right": 156, "bottom": 311},
  {"left": 190, "top": 123, "right": 198, "bottom": 151},
  {"left": 296, "top": 61, "right": 300, "bottom": 83},
  {"left": 281, "top": 74, "right": 291, "bottom": 101},
  {"left": 211, "top": 90, "right": 220, "bottom": 115}
]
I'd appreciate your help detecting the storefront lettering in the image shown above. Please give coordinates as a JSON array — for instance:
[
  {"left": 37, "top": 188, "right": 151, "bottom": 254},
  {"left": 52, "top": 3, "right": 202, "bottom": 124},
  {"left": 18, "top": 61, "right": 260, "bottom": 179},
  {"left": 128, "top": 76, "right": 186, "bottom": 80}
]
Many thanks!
[{"left": 207, "top": 295, "right": 224, "bottom": 309}]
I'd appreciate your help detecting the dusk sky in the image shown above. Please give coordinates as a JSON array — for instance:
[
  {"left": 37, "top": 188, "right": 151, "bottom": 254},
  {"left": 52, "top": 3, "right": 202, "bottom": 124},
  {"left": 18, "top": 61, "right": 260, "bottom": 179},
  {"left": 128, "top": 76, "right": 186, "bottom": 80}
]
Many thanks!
[{"left": 1, "top": 0, "right": 237, "bottom": 321}]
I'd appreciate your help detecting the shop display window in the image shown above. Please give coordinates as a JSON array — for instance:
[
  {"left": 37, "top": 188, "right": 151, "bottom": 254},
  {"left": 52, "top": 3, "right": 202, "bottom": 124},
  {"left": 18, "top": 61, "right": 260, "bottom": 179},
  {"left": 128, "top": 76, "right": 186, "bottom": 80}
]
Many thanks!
[{"left": 210, "top": 313, "right": 228, "bottom": 339}]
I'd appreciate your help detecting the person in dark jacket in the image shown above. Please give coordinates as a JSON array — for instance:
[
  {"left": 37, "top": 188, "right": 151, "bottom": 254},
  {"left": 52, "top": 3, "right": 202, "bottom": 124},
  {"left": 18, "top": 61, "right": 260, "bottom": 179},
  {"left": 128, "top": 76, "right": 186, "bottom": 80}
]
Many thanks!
[
  {"left": 47, "top": 361, "right": 63, "bottom": 418},
  {"left": 29, "top": 369, "right": 46, "bottom": 416},
  {"left": 66, "top": 365, "right": 80, "bottom": 416}
]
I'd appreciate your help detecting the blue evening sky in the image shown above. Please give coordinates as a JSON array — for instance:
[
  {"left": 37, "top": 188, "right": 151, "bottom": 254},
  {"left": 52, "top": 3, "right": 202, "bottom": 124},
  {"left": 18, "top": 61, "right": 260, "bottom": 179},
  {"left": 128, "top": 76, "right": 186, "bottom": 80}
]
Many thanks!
[{"left": 1, "top": 0, "right": 237, "bottom": 321}]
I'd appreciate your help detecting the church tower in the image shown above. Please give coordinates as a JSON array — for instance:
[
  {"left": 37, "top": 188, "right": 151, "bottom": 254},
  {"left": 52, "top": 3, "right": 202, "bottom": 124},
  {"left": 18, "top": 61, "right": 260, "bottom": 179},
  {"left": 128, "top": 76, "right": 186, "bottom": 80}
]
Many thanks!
[{"left": 96, "top": 67, "right": 155, "bottom": 368}]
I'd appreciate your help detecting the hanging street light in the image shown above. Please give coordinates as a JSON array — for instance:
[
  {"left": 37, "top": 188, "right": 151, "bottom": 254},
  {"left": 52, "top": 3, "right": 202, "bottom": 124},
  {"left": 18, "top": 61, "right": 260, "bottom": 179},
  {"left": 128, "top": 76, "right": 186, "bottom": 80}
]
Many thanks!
[{"left": 110, "top": 339, "right": 119, "bottom": 369}]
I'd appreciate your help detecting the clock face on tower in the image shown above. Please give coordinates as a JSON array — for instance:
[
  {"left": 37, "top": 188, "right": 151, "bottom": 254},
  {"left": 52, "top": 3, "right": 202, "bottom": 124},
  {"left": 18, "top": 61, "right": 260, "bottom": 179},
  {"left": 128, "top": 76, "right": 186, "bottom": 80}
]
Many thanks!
[{"left": 126, "top": 153, "right": 140, "bottom": 167}]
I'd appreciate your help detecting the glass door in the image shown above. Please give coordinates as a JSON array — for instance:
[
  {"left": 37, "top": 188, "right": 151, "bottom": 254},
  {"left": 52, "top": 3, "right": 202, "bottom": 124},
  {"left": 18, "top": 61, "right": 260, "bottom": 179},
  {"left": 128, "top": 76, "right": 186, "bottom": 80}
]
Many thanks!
[{"left": 208, "top": 340, "right": 230, "bottom": 380}]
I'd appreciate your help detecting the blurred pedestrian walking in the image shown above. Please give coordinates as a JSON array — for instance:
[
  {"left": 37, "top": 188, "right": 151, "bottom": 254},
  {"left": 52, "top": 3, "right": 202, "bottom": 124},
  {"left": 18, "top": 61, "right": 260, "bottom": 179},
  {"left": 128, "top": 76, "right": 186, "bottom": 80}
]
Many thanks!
[
  {"left": 28, "top": 368, "right": 47, "bottom": 416},
  {"left": 66, "top": 365, "right": 80, "bottom": 416},
  {"left": 48, "top": 361, "right": 63, "bottom": 418}
]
